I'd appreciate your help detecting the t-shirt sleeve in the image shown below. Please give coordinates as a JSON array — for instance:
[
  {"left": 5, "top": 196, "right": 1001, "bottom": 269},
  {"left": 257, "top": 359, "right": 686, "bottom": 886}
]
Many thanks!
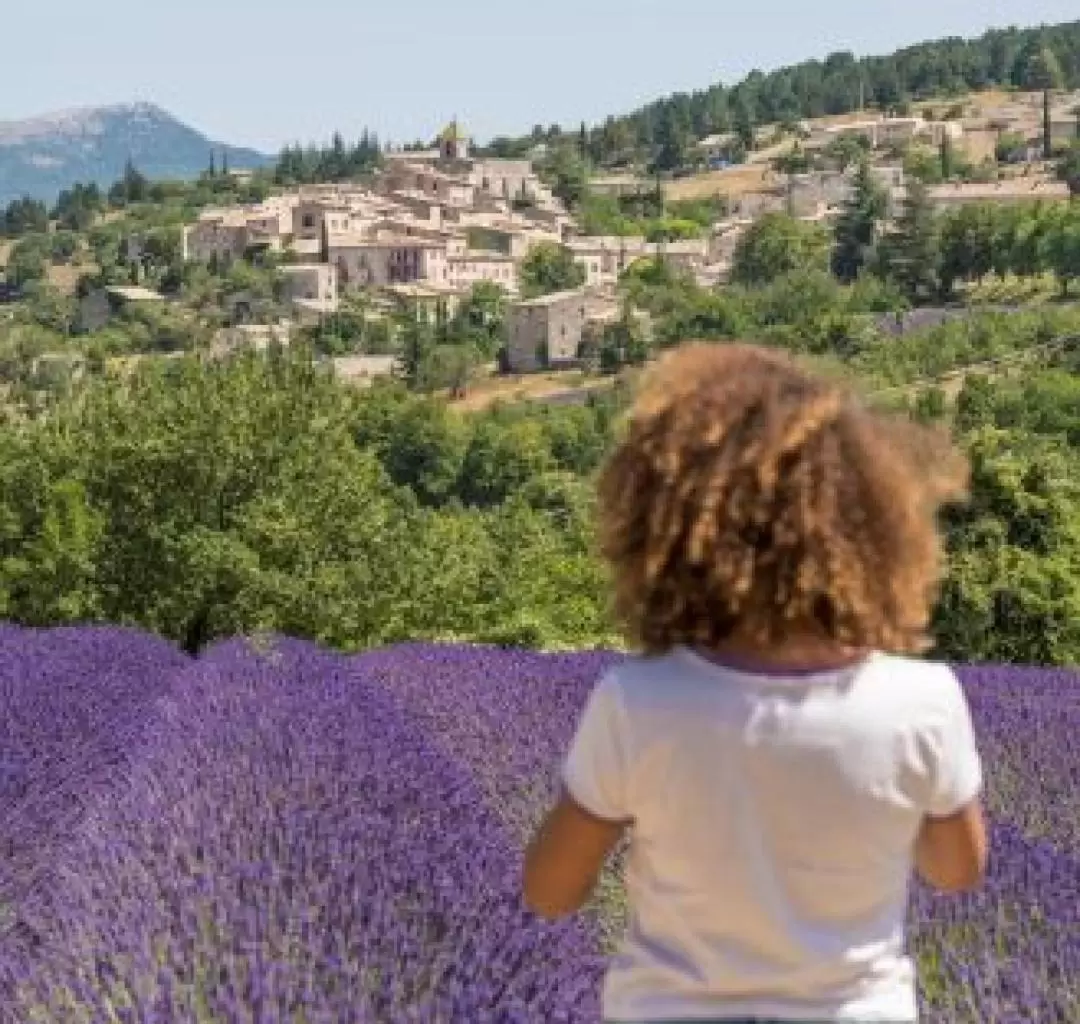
[
  {"left": 924, "top": 670, "right": 984, "bottom": 819},
  {"left": 562, "top": 673, "right": 631, "bottom": 824}
]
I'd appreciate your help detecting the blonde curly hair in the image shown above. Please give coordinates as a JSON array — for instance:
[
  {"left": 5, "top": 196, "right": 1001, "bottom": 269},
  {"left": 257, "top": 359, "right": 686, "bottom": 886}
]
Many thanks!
[{"left": 596, "top": 343, "right": 969, "bottom": 655}]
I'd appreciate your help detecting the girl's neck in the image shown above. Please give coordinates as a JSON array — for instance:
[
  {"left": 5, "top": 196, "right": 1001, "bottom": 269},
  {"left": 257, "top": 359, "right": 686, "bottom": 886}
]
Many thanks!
[{"left": 697, "top": 632, "right": 870, "bottom": 676}]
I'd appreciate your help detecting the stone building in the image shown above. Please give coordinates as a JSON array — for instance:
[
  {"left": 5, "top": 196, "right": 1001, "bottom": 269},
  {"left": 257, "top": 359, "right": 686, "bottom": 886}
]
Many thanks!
[{"left": 506, "top": 289, "right": 589, "bottom": 372}]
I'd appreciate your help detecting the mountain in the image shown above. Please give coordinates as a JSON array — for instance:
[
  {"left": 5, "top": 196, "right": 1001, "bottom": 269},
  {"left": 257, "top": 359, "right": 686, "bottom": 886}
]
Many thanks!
[{"left": 0, "top": 102, "right": 272, "bottom": 206}]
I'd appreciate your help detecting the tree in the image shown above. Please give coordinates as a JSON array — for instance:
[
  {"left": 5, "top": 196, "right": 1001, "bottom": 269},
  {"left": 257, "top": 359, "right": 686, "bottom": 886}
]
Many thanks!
[
  {"left": 450, "top": 280, "right": 507, "bottom": 358},
  {"left": 876, "top": 178, "right": 939, "bottom": 302},
  {"left": 731, "top": 213, "right": 831, "bottom": 287},
  {"left": 397, "top": 302, "right": 436, "bottom": 390},
  {"left": 831, "top": 158, "right": 888, "bottom": 283},
  {"left": 939, "top": 133, "right": 955, "bottom": 179},
  {"left": 596, "top": 307, "right": 650, "bottom": 372},
  {"left": 519, "top": 243, "right": 586, "bottom": 299},
  {"left": 1013, "top": 42, "right": 1065, "bottom": 92},
  {"left": 2, "top": 197, "right": 48, "bottom": 237},
  {"left": 651, "top": 106, "right": 692, "bottom": 173},
  {"left": 6, "top": 236, "right": 48, "bottom": 289},
  {"left": 1044, "top": 88, "right": 1054, "bottom": 160},
  {"left": 545, "top": 148, "right": 588, "bottom": 209},
  {"left": 733, "top": 99, "right": 755, "bottom": 154},
  {"left": 938, "top": 203, "right": 997, "bottom": 295},
  {"left": 1043, "top": 205, "right": 1080, "bottom": 297},
  {"left": 1057, "top": 141, "right": 1080, "bottom": 196}
]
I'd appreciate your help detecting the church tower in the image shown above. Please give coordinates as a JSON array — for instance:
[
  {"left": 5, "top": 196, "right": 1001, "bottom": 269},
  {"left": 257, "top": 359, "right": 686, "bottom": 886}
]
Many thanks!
[{"left": 439, "top": 118, "right": 470, "bottom": 162}]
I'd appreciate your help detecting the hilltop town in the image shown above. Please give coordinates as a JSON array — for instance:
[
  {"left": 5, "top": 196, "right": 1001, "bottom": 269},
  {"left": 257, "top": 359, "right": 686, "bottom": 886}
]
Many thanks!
[{"left": 72, "top": 89, "right": 1048, "bottom": 389}]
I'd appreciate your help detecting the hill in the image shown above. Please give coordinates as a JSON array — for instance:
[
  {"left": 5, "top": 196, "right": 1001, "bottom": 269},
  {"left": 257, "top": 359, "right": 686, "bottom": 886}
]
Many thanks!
[
  {"left": 0, "top": 102, "right": 271, "bottom": 206},
  {"left": 498, "top": 19, "right": 1080, "bottom": 171}
]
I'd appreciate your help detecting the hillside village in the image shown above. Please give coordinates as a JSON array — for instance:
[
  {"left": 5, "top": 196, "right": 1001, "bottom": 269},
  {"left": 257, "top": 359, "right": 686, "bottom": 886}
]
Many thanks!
[{"left": 174, "top": 91, "right": 1074, "bottom": 374}]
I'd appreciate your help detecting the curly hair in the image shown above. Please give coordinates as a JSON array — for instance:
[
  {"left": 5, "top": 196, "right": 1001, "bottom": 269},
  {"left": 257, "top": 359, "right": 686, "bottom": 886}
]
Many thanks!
[{"left": 596, "top": 342, "right": 970, "bottom": 656}]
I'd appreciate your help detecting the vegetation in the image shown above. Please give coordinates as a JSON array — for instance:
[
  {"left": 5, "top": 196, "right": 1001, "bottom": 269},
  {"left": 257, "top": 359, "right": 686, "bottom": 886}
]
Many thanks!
[
  {"left": 519, "top": 242, "right": 587, "bottom": 299},
  {"left": 553, "top": 20, "right": 1080, "bottom": 172}
]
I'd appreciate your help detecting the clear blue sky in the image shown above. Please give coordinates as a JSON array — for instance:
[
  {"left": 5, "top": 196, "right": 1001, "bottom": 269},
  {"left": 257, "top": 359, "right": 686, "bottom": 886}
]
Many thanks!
[{"left": 4, "top": 1, "right": 1076, "bottom": 152}]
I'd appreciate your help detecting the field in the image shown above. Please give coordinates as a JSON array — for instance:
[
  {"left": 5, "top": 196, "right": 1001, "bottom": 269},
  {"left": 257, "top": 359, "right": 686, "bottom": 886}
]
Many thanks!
[
  {"left": 664, "top": 162, "right": 773, "bottom": 201},
  {"left": 0, "top": 626, "right": 1076, "bottom": 1022},
  {"left": 448, "top": 367, "right": 616, "bottom": 411}
]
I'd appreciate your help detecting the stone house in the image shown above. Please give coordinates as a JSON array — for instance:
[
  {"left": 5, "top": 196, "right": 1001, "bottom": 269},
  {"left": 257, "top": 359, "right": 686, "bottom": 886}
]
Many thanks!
[
  {"left": 328, "top": 234, "right": 449, "bottom": 290},
  {"left": 566, "top": 237, "right": 649, "bottom": 286},
  {"left": 292, "top": 200, "right": 354, "bottom": 248},
  {"left": 641, "top": 239, "right": 709, "bottom": 273},
  {"left": 279, "top": 263, "right": 338, "bottom": 312},
  {"left": 506, "top": 289, "right": 590, "bottom": 372},
  {"left": 468, "top": 158, "right": 542, "bottom": 202},
  {"left": 182, "top": 211, "right": 249, "bottom": 264},
  {"left": 445, "top": 251, "right": 518, "bottom": 293}
]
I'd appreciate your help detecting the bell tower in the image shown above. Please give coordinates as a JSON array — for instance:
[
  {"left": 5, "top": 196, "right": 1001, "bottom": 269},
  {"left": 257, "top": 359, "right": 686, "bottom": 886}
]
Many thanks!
[{"left": 439, "top": 118, "right": 470, "bottom": 163}]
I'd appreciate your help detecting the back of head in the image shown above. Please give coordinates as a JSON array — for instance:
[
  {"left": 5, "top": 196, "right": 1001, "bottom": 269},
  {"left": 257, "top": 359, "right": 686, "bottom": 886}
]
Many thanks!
[{"left": 597, "top": 342, "right": 969, "bottom": 655}]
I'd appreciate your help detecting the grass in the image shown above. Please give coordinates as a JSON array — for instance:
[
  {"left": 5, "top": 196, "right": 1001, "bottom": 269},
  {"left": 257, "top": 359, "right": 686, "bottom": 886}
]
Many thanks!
[
  {"left": 964, "top": 273, "right": 1062, "bottom": 306},
  {"left": 664, "top": 164, "right": 772, "bottom": 202},
  {"left": 448, "top": 369, "right": 615, "bottom": 411}
]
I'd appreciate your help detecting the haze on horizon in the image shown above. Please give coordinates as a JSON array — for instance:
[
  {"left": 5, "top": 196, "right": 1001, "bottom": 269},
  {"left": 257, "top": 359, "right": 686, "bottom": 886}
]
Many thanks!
[{"left": 4, "top": 1, "right": 1077, "bottom": 153}]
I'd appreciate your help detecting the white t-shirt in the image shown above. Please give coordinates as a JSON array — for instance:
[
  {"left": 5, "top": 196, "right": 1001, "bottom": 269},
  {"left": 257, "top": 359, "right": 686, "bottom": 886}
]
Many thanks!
[{"left": 562, "top": 647, "right": 983, "bottom": 1023}]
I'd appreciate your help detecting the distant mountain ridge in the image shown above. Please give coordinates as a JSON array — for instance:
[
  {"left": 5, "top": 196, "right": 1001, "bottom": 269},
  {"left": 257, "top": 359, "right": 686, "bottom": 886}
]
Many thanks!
[{"left": 0, "top": 102, "right": 272, "bottom": 206}]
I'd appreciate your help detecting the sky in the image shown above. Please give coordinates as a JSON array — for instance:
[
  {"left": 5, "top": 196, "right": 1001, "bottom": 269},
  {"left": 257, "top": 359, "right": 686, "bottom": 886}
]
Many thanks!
[{"left": 3, "top": 1, "right": 1077, "bottom": 153}]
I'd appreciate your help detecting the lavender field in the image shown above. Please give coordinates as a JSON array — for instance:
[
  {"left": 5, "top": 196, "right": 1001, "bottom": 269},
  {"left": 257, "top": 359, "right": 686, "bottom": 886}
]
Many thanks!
[{"left": 0, "top": 627, "right": 1077, "bottom": 1023}]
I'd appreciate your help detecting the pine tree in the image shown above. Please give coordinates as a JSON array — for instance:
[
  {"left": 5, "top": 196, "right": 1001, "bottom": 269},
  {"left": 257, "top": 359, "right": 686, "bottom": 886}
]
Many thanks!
[
  {"left": 208, "top": 152, "right": 217, "bottom": 179},
  {"left": 831, "top": 158, "right": 887, "bottom": 283},
  {"left": 940, "top": 134, "right": 954, "bottom": 179},
  {"left": 578, "top": 121, "right": 588, "bottom": 160},
  {"left": 221, "top": 150, "right": 229, "bottom": 177},
  {"left": 1044, "top": 90, "right": 1053, "bottom": 159},
  {"left": 733, "top": 99, "right": 755, "bottom": 154},
  {"left": 878, "top": 178, "right": 938, "bottom": 302}
]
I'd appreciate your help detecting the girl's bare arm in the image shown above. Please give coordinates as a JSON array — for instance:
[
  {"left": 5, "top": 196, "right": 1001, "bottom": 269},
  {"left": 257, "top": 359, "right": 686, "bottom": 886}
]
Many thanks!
[
  {"left": 523, "top": 790, "right": 627, "bottom": 920},
  {"left": 914, "top": 797, "right": 988, "bottom": 893}
]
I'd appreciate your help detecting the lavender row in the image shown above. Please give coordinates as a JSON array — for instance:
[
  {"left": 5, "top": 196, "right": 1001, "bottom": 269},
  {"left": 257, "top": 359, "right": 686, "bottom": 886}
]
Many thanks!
[
  {"left": 0, "top": 626, "right": 190, "bottom": 959},
  {"left": 909, "top": 821, "right": 1080, "bottom": 1022},
  {"left": 1, "top": 637, "right": 603, "bottom": 1023},
  {"left": 357, "top": 644, "right": 620, "bottom": 839}
]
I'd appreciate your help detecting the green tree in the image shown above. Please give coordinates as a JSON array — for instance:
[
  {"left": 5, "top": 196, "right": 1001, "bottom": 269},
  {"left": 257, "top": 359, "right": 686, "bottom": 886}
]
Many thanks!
[
  {"left": 652, "top": 106, "right": 692, "bottom": 173},
  {"left": 831, "top": 158, "right": 888, "bottom": 282},
  {"left": 1057, "top": 141, "right": 1080, "bottom": 196},
  {"left": 597, "top": 307, "right": 650, "bottom": 372},
  {"left": 733, "top": 98, "right": 755, "bottom": 154},
  {"left": 2, "top": 197, "right": 49, "bottom": 237},
  {"left": 938, "top": 203, "right": 997, "bottom": 295},
  {"left": 458, "top": 418, "right": 555, "bottom": 507},
  {"left": 1043, "top": 205, "right": 1080, "bottom": 297},
  {"left": 519, "top": 242, "right": 586, "bottom": 299},
  {"left": 450, "top": 280, "right": 507, "bottom": 358},
  {"left": 876, "top": 178, "right": 939, "bottom": 302},
  {"left": 6, "top": 236, "right": 49, "bottom": 289},
  {"left": 1013, "top": 43, "right": 1065, "bottom": 91},
  {"left": 731, "top": 212, "right": 830, "bottom": 287},
  {"left": 544, "top": 148, "right": 588, "bottom": 209},
  {"left": 382, "top": 398, "right": 468, "bottom": 506}
]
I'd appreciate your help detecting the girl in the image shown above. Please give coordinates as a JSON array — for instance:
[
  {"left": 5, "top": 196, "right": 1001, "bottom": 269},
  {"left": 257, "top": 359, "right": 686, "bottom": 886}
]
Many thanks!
[{"left": 524, "top": 343, "right": 987, "bottom": 1024}]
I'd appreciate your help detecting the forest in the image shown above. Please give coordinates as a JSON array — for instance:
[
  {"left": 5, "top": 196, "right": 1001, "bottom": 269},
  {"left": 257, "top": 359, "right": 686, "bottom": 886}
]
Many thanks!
[{"left": 503, "top": 20, "right": 1080, "bottom": 170}]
